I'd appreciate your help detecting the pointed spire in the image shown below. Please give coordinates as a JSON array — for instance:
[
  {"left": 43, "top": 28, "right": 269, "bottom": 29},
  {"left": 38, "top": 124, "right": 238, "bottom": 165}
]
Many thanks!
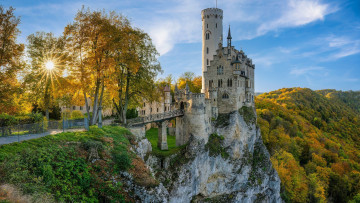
[
  {"left": 227, "top": 25, "right": 232, "bottom": 40},
  {"left": 227, "top": 25, "right": 232, "bottom": 49},
  {"left": 185, "top": 83, "right": 189, "bottom": 91},
  {"left": 175, "top": 83, "right": 178, "bottom": 91}
]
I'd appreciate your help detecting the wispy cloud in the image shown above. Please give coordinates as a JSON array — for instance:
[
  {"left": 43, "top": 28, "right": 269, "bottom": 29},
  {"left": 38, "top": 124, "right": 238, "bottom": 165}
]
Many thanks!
[
  {"left": 257, "top": 0, "right": 335, "bottom": 36},
  {"left": 9, "top": 0, "right": 338, "bottom": 56},
  {"left": 290, "top": 66, "right": 328, "bottom": 76},
  {"left": 324, "top": 36, "right": 360, "bottom": 60}
]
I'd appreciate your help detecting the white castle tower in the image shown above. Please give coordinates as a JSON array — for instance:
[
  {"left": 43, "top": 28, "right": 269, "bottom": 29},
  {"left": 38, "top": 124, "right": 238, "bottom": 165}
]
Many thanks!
[{"left": 201, "top": 8, "right": 223, "bottom": 93}]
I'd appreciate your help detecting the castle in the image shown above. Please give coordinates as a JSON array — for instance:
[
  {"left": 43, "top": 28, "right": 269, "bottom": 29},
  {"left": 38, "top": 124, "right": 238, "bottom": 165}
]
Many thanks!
[{"left": 137, "top": 7, "right": 255, "bottom": 148}]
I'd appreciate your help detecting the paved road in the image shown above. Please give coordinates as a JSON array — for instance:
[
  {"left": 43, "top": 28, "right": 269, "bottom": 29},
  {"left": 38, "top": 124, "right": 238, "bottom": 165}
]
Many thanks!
[{"left": 0, "top": 129, "right": 85, "bottom": 146}]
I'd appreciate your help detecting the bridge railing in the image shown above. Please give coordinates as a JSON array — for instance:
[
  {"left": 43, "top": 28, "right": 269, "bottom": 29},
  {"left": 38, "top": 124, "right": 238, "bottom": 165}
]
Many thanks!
[{"left": 127, "top": 109, "right": 184, "bottom": 126}]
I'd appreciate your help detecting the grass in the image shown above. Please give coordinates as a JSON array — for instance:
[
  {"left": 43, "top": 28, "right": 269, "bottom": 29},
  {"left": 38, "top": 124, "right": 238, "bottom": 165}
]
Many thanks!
[
  {"left": 145, "top": 128, "right": 184, "bottom": 158},
  {"left": 0, "top": 125, "right": 141, "bottom": 202}
]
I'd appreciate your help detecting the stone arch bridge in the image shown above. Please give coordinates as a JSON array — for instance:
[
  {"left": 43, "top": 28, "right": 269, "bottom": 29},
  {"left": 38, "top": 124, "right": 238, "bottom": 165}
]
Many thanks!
[{"left": 127, "top": 109, "right": 184, "bottom": 150}]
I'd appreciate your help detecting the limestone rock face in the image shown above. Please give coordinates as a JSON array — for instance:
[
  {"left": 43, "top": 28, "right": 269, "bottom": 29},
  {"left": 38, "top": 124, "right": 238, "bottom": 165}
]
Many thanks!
[
  {"left": 129, "top": 111, "right": 281, "bottom": 202},
  {"left": 168, "top": 111, "right": 281, "bottom": 202},
  {"left": 135, "top": 138, "right": 152, "bottom": 160}
]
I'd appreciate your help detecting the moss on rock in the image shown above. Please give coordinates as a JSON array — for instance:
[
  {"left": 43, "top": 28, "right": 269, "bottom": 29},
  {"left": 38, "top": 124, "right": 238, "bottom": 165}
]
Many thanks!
[
  {"left": 205, "top": 134, "right": 229, "bottom": 159},
  {"left": 239, "top": 106, "right": 256, "bottom": 126}
]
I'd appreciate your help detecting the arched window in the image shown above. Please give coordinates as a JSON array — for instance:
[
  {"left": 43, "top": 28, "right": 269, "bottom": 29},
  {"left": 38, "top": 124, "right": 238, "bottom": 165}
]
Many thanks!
[
  {"left": 207, "top": 47, "right": 209, "bottom": 54},
  {"left": 222, "top": 93, "right": 229, "bottom": 99},
  {"left": 205, "top": 33, "right": 210, "bottom": 40}
]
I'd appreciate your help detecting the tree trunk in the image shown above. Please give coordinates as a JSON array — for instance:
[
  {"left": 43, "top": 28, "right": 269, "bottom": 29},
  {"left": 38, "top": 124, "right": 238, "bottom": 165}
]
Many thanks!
[
  {"left": 95, "top": 79, "right": 105, "bottom": 123},
  {"left": 44, "top": 82, "right": 50, "bottom": 121},
  {"left": 121, "top": 73, "right": 131, "bottom": 125},
  {"left": 91, "top": 78, "right": 101, "bottom": 125},
  {"left": 84, "top": 91, "right": 90, "bottom": 122}
]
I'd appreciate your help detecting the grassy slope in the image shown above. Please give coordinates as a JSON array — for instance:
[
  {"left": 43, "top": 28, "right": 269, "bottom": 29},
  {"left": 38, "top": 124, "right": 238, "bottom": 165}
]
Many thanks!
[
  {"left": 0, "top": 126, "right": 156, "bottom": 202},
  {"left": 145, "top": 128, "right": 184, "bottom": 157},
  {"left": 256, "top": 88, "right": 360, "bottom": 203}
]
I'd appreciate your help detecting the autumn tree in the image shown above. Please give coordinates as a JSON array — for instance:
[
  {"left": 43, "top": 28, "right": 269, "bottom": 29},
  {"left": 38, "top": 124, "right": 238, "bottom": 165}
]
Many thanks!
[
  {"left": 111, "top": 26, "right": 161, "bottom": 124},
  {"left": 177, "top": 72, "right": 202, "bottom": 93},
  {"left": 24, "top": 32, "right": 67, "bottom": 120},
  {"left": 0, "top": 6, "right": 25, "bottom": 114},
  {"left": 65, "top": 8, "right": 118, "bottom": 125}
]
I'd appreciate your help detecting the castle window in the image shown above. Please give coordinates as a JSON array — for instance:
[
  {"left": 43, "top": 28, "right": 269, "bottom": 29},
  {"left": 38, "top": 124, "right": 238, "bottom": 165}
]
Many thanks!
[
  {"left": 157, "top": 108, "right": 159, "bottom": 112},
  {"left": 150, "top": 108, "right": 152, "bottom": 112},
  {"left": 164, "top": 107, "right": 166, "bottom": 112},
  {"left": 222, "top": 93, "right": 229, "bottom": 99},
  {"left": 227, "top": 79, "right": 232, "bottom": 87},
  {"left": 216, "top": 23, "right": 217, "bottom": 28},
  {"left": 207, "top": 59, "right": 209, "bottom": 65},
  {"left": 73, "top": 106, "right": 76, "bottom": 110},
  {"left": 218, "top": 79, "right": 223, "bottom": 87},
  {"left": 215, "top": 15, "right": 218, "bottom": 18},
  {"left": 207, "top": 47, "right": 209, "bottom": 54},
  {"left": 80, "top": 106, "right": 83, "bottom": 110},
  {"left": 207, "top": 24, "right": 208, "bottom": 28},
  {"left": 143, "top": 102, "right": 146, "bottom": 107}
]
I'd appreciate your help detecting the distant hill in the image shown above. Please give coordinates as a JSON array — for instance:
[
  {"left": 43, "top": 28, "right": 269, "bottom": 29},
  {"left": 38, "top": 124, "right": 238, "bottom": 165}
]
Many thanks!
[{"left": 256, "top": 88, "right": 360, "bottom": 203}]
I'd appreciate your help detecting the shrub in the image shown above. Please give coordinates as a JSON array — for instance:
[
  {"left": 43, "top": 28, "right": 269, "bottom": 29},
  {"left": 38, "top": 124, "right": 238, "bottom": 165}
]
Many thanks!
[
  {"left": 71, "top": 110, "right": 84, "bottom": 120},
  {"left": 112, "top": 152, "right": 131, "bottom": 171},
  {"left": 0, "top": 112, "right": 44, "bottom": 127},
  {"left": 126, "top": 108, "right": 138, "bottom": 119}
]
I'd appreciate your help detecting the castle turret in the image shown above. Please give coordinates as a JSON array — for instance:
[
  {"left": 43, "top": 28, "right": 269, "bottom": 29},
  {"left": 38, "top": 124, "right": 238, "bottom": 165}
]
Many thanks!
[{"left": 201, "top": 8, "right": 223, "bottom": 93}]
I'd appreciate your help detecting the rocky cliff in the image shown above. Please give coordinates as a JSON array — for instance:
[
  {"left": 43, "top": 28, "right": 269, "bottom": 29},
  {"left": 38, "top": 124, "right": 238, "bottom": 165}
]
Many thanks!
[{"left": 128, "top": 109, "right": 282, "bottom": 202}]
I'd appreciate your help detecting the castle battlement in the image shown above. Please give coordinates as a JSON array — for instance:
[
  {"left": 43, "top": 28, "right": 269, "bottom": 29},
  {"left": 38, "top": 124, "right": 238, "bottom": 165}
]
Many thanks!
[{"left": 201, "top": 8, "right": 223, "bottom": 19}]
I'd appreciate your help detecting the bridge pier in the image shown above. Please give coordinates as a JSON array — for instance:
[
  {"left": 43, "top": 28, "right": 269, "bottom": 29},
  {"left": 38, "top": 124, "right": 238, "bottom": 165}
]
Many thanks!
[{"left": 157, "top": 121, "right": 168, "bottom": 150}]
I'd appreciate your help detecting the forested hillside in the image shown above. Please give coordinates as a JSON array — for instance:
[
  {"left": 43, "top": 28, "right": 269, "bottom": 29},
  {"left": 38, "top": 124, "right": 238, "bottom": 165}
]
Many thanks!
[{"left": 256, "top": 88, "right": 360, "bottom": 203}]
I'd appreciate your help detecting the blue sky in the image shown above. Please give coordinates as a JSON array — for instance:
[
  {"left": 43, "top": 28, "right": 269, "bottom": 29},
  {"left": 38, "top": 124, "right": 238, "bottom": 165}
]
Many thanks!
[{"left": 2, "top": 0, "right": 360, "bottom": 92}]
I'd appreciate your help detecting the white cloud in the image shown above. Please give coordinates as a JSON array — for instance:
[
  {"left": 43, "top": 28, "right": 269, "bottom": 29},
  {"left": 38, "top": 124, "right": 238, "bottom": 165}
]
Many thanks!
[
  {"left": 257, "top": 0, "right": 333, "bottom": 36},
  {"left": 9, "top": 0, "right": 338, "bottom": 56}
]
